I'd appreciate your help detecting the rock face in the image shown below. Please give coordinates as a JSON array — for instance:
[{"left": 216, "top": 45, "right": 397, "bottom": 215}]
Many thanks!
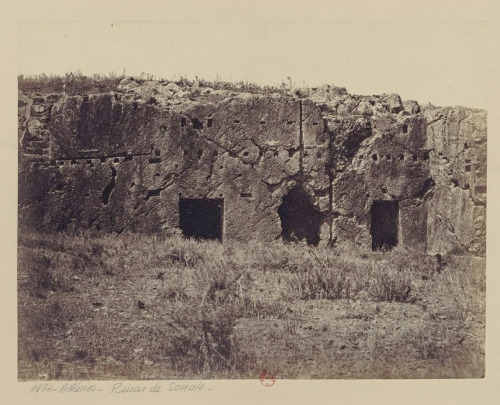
[
  {"left": 18, "top": 78, "right": 486, "bottom": 255},
  {"left": 423, "top": 106, "right": 487, "bottom": 255}
]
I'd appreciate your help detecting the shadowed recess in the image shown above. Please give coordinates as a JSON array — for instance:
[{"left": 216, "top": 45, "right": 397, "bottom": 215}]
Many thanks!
[
  {"left": 371, "top": 200, "right": 399, "bottom": 251},
  {"left": 101, "top": 166, "right": 117, "bottom": 206},
  {"left": 179, "top": 198, "right": 224, "bottom": 241},
  {"left": 278, "top": 185, "right": 321, "bottom": 246}
]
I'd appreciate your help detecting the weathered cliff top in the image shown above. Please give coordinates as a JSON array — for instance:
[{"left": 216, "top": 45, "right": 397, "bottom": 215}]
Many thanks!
[{"left": 20, "top": 75, "right": 485, "bottom": 119}]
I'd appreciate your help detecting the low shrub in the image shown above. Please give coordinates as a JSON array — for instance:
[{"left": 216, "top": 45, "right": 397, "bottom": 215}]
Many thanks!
[
  {"left": 367, "top": 262, "right": 413, "bottom": 303},
  {"left": 285, "top": 253, "right": 415, "bottom": 303},
  {"left": 291, "top": 262, "right": 357, "bottom": 300},
  {"left": 162, "top": 301, "right": 248, "bottom": 375},
  {"left": 238, "top": 297, "right": 288, "bottom": 319},
  {"left": 19, "top": 251, "right": 71, "bottom": 297}
]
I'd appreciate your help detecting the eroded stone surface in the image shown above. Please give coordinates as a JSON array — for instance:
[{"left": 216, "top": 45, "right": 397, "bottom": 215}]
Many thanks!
[
  {"left": 18, "top": 78, "right": 486, "bottom": 254},
  {"left": 423, "top": 105, "right": 487, "bottom": 255}
]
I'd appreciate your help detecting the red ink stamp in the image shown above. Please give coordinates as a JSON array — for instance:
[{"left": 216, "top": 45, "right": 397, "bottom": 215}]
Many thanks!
[{"left": 259, "top": 369, "right": 276, "bottom": 387}]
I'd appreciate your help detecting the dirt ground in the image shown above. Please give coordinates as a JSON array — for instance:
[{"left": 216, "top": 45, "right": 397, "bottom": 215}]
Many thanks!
[{"left": 17, "top": 231, "right": 485, "bottom": 380}]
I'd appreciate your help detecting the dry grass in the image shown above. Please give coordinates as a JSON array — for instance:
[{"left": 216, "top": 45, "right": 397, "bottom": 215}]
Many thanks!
[
  {"left": 17, "top": 229, "right": 485, "bottom": 380},
  {"left": 19, "top": 72, "right": 301, "bottom": 97},
  {"left": 19, "top": 72, "right": 124, "bottom": 96}
]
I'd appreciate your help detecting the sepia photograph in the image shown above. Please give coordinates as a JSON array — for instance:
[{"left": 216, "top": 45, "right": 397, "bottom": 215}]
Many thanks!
[{"left": 16, "top": 19, "right": 487, "bottom": 382}]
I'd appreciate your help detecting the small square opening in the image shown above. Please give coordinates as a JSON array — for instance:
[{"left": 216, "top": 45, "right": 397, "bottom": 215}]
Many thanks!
[{"left": 191, "top": 118, "right": 203, "bottom": 130}]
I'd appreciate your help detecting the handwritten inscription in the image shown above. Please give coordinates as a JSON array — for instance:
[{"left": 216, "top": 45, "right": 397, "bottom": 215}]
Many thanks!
[
  {"left": 167, "top": 381, "right": 206, "bottom": 391},
  {"left": 111, "top": 382, "right": 155, "bottom": 394},
  {"left": 28, "top": 380, "right": 208, "bottom": 394},
  {"left": 29, "top": 382, "right": 98, "bottom": 394}
]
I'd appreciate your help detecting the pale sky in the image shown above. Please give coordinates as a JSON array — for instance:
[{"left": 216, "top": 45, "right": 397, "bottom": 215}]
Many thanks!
[{"left": 18, "top": 21, "right": 488, "bottom": 109}]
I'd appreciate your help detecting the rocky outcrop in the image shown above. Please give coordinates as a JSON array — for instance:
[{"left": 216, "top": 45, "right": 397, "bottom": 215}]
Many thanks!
[
  {"left": 424, "top": 106, "right": 487, "bottom": 255},
  {"left": 18, "top": 78, "right": 486, "bottom": 255}
]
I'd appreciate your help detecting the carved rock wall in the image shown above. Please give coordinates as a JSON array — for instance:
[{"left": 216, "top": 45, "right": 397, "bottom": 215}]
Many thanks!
[
  {"left": 424, "top": 106, "right": 487, "bottom": 255},
  {"left": 18, "top": 79, "right": 486, "bottom": 254}
]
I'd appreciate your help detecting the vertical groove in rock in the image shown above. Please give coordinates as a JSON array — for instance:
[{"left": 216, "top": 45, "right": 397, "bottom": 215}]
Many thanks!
[
  {"left": 102, "top": 165, "right": 117, "bottom": 206},
  {"left": 299, "top": 99, "right": 304, "bottom": 173}
]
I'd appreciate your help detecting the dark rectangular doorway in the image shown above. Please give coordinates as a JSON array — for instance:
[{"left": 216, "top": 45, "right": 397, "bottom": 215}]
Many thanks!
[
  {"left": 371, "top": 200, "right": 399, "bottom": 251},
  {"left": 179, "top": 198, "right": 224, "bottom": 241}
]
